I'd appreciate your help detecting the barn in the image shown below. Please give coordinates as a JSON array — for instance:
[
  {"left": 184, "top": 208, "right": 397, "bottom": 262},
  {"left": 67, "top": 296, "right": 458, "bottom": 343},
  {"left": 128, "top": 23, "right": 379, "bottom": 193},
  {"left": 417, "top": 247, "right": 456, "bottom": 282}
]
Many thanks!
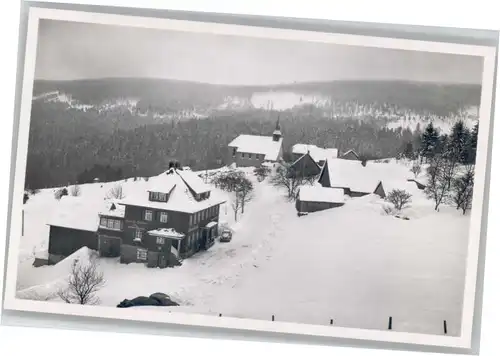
[
  {"left": 296, "top": 185, "right": 345, "bottom": 213},
  {"left": 47, "top": 196, "right": 102, "bottom": 265}
]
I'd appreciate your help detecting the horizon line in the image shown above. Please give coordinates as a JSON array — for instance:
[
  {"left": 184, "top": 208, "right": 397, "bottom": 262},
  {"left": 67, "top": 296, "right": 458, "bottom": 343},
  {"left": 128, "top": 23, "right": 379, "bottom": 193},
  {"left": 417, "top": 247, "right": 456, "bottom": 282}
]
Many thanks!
[{"left": 32, "top": 76, "right": 482, "bottom": 87}]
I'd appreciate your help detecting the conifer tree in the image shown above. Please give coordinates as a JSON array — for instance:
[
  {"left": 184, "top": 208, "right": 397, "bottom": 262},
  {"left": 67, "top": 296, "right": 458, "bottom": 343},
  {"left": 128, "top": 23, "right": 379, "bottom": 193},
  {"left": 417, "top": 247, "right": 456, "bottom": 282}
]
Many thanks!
[{"left": 420, "top": 122, "right": 439, "bottom": 161}]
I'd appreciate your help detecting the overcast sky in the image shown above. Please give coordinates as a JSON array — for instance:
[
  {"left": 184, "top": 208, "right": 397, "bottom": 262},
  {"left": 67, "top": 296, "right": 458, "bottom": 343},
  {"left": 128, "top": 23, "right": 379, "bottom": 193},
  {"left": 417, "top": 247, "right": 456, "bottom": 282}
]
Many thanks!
[{"left": 34, "top": 19, "right": 484, "bottom": 85}]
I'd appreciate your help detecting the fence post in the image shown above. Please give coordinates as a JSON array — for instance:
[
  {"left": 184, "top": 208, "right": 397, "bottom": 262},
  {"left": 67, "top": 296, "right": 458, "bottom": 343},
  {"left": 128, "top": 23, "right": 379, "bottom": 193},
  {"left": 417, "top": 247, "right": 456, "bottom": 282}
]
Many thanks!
[
  {"left": 443, "top": 320, "right": 447, "bottom": 335},
  {"left": 388, "top": 316, "right": 393, "bottom": 330}
]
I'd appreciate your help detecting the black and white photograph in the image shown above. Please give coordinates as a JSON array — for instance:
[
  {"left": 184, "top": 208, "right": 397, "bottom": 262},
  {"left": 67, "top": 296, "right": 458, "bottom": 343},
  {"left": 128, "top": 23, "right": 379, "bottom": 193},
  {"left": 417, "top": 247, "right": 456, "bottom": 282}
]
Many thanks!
[{"left": 3, "top": 7, "right": 497, "bottom": 349}]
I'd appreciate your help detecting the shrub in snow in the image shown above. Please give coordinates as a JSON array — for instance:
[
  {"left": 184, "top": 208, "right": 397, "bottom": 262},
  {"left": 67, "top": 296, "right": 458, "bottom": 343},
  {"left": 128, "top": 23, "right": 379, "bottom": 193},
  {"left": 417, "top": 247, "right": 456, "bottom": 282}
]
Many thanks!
[
  {"left": 57, "top": 255, "right": 105, "bottom": 305},
  {"left": 254, "top": 166, "right": 271, "bottom": 182},
  {"left": 382, "top": 205, "right": 396, "bottom": 216},
  {"left": 144, "top": 177, "right": 149, "bottom": 182},
  {"left": 54, "top": 187, "right": 68, "bottom": 200},
  {"left": 70, "top": 185, "right": 81, "bottom": 197},
  {"left": 23, "top": 192, "right": 29, "bottom": 204},
  {"left": 385, "top": 189, "right": 412, "bottom": 211},
  {"left": 107, "top": 184, "right": 125, "bottom": 200},
  {"left": 26, "top": 188, "right": 40, "bottom": 195},
  {"left": 410, "top": 162, "right": 422, "bottom": 178}
]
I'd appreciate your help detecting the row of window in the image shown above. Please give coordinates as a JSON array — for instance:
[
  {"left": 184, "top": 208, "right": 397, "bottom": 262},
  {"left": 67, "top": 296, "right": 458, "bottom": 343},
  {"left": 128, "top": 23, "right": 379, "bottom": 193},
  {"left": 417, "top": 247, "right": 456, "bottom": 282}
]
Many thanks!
[
  {"left": 240, "top": 152, "right": 263, "bottom": 160},
  {"left": 189, "top": 205, "right": 219, "bottom": 226},
  {"left": 99, "top": 217, "right": 122, "bottom": 231},
  {"left": 150, "top": 191, "right": 168, "bottom": 202},
  {"left": 144, "top": 210, "right": 168, "bottom": 223}
]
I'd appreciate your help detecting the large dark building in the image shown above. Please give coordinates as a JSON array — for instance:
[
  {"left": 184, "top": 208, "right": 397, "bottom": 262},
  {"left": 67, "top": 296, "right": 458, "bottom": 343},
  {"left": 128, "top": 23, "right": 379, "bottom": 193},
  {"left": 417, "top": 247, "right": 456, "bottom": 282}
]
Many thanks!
[{"left": 47, "top": 167, "right": 226, "bottom": 268}]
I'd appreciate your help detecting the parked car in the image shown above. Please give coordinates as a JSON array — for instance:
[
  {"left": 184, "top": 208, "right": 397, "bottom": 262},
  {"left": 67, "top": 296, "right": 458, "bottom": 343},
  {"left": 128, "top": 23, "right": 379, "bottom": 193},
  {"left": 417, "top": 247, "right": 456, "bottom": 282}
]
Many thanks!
[{"left": 220, "top": 229, "right": 232, "bottom": 243}]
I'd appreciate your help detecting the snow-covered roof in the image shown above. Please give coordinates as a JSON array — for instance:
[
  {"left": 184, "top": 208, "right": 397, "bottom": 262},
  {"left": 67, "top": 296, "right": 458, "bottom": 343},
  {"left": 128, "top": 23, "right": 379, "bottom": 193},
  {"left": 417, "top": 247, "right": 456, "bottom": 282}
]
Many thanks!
[
  {"left": 298, "top": 185, "right": 345, "bottom": 204},
  {"left": 148, "top": 228, "right": 185, "bottom": 240},
  {"left": 147, "top": 178, "right": 176, "bottom": 194},
  {"left": 176, "top": 169, "right": 211, "bottom": 194},
  {"left": 228, "top": 134, "right": 283, "bottom": 161},
  {"left": 292, "top": 144, "right": 338, "bottom": 162},
  {"left": 47, "top": 196, "right": 101, "bottom": 232},
  {"left": 98, "top": 201, "right": 126, "bottom": 218},
  {"left": 341, "top": 149, "right": 359, "bottom": 159},
  {"left": 121, "top": 169, "right": 226, "bottom": 213},
  {"left": 206, "top": 221, "right": 218, "bottom": 228},
  {"left": 320, "top": 159, "right": 383, "bottom": 194}
]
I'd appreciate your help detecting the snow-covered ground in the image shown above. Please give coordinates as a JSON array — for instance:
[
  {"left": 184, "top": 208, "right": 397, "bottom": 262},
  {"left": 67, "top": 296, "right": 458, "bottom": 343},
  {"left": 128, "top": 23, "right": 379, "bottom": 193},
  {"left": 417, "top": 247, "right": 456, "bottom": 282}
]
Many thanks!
[{"left": 16, "top": 161, "right": 470, "bottom": 336}]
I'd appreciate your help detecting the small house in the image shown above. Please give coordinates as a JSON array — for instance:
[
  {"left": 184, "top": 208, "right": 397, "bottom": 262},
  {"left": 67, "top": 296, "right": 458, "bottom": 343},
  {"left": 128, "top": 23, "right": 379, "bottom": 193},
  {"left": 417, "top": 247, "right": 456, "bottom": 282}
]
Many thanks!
[
  {"left": 340, "top": 150, "right": 360, "bottom": 161},
  {"left": 289, "top": 152, "right": 321, "bottom": 178},
  {"left": 318, "top": 159, "right": 386, "bottom": 198},
  {"left": 296, "top": 185, "right": 345, "bottom": 213}
]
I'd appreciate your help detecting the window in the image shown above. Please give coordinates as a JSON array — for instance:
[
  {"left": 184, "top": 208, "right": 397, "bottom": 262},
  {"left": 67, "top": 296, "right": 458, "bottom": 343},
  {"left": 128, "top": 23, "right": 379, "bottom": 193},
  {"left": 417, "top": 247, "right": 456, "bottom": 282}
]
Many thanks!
[
  {"left": 159, "top": 193, "right": 167, "bottom": 201},
  {"left": 189, "top": 214, "right": 194, "bottom": 226},
  {"left": 232, "top": 147, "right": 237, "bottom": 157},
  {"left": 249, "top": 153, "right": 253, "bottom": 159},
  {"left": 113, "top": 220, "right": 121, "bottom": 230},
  {"left": 160, "top": 212, "right": 168, "bottom": 223},
  {"left": 137, "top": 248, "right": 147, "bottom": 261},
  {"left": 100, "top": 217, "right": 122, "bottom": 230},
  {"left": 135, "top": 229, "right": 143, "bottom": 240},
  {"left": 144, "top": 210, "right": 153, "bottom": 221},
  {"left": 152, "top": 192, "right": 159, "bottom": 200},
  {"left": 156, "top": 236, "right": 165, "bottom": 245}
]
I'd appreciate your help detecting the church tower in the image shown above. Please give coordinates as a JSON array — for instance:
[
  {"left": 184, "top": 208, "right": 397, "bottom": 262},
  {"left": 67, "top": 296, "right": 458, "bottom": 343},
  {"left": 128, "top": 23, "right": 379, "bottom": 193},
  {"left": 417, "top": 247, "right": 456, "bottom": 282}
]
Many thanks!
[{"left": 272, "top": 116, "right": 282, "bottom": 142}]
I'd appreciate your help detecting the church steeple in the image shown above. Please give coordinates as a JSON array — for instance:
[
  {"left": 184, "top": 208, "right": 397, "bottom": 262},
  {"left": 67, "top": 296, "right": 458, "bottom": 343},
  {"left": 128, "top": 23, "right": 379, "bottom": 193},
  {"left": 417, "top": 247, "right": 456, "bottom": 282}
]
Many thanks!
[{"left": 272, "top": 116, "right": 282, "bottom": 142}]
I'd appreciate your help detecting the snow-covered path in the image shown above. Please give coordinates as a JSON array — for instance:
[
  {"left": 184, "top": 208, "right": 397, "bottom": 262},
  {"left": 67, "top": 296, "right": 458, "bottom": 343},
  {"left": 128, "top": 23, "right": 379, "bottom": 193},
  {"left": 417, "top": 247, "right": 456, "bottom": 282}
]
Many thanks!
[{"left": 16, "top": 164, "right": 472, "bottom": 337}]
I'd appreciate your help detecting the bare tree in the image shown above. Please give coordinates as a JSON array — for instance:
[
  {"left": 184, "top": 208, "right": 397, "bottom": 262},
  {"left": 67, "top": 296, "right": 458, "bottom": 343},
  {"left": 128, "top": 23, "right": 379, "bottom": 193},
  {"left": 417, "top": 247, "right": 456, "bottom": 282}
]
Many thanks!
[
  {"left": 70, "top": 185, "right": 82, "bottom": 197},
  {"left": 410, "top": 162, "right": 422, "bottom": 178},
  {"left": 231, "top": 192, "right": 242, "bottom": 222},
  {"left": 57, "top": 256, "right": 105, "bottom": 305},
  {"left": 107, "top": 184, "right": 125, "bottom": 200},
  {"left": 385, "top": 189, "right": 412, "bottom": 211},
  {"left": 236, "top": 178, "right": 254, "bottom": 214},
  {"left": 425, "top": 154, "right": 450, "bottom": 211},
  {"left": 452, "top": 165, "right": 475, "bottom": 215},
  {"left": 270, "top": 164, "right": 304, "bottom": 200}
]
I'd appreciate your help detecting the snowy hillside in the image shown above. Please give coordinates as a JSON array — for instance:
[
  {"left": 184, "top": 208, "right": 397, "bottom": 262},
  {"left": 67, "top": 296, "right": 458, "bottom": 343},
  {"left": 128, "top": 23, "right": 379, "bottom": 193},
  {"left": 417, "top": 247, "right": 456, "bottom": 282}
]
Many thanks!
[{"left": 17, "top": 161, "right": 471, "bottom": 336}]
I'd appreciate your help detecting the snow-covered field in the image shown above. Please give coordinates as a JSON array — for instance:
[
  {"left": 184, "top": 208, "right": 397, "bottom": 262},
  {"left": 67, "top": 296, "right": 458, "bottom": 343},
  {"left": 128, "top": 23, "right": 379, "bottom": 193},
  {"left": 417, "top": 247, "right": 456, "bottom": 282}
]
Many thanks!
[{"left": 16, "top": 161, "right": 470, "bottom": 336}]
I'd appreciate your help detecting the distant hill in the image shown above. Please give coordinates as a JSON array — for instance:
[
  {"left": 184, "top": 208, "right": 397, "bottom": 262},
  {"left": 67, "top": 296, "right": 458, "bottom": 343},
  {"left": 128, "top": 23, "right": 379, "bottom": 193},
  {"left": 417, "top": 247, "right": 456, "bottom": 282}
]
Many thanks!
[
  {"left": 25, "top": 78, "right": 480, "bottom": 190},
  {"left": 32, "top": 78, "right": 481, "bottom": 118}
]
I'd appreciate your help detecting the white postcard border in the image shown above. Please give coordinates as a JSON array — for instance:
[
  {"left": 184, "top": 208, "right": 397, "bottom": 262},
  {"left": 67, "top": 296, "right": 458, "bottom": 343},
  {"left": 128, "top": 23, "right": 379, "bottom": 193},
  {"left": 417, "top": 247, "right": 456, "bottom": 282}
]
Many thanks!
[{"left": 3, "top": 7, "right": 497, "bottom": 350}]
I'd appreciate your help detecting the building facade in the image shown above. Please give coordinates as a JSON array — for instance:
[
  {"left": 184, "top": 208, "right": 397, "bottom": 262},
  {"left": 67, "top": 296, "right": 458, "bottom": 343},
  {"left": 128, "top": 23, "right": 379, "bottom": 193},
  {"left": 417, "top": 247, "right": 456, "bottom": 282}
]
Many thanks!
[{"left": 47, "top": 168, "right": 226, "bottom": 268}]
